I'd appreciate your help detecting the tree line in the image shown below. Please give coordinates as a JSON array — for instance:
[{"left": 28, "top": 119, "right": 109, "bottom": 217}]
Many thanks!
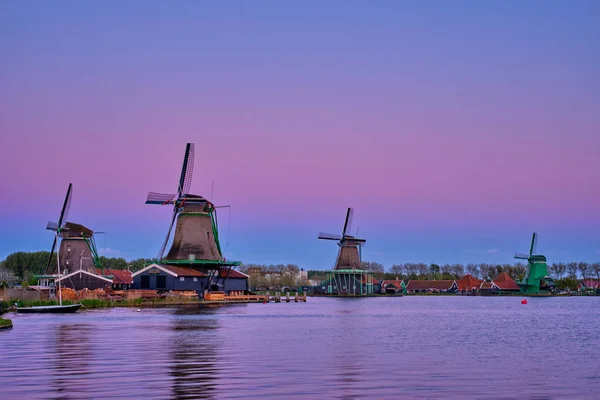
[
  {"left": 2, "top": 251, "right": 599, "bottom": 287},
  {"left": 0, "top": 251, "right": 151, "bottom": 282}
]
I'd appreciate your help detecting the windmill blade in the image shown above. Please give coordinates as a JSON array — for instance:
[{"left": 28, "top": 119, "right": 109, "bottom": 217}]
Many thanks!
[
  {"left": 47, "top": 221, "right": 59, "bottom": 231},
  {"left": 146, "top": 192, "right": 177, "bottom": 205},
  {"left": 530, "top": 232, "right": 538, "bottom": 255},
  {"left": 514, "top": 252, "right": 530, "bottom": 260},
  {"left": 45, "top": 235, "right": 58, "bottom": 275},
  {"left": 57, "top": 183, "right": 73, "bottom": 228},
  {"left": 318, "top": 232, "right": 342, "bottom": 240},
  {"left": 157, "top": 208, "right": 178, "bottom": 260},
  {"left": 341, "top": 208, "right": 353, "bottom": 237},
  {"left": 179, "top": 143, "right": 195, "bottom": 196}
]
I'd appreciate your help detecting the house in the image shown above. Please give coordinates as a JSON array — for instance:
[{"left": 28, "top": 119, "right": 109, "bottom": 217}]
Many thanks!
[
  {"left": 406, "top": 280, "right": 457, "bottom": 293},
  {"left": 457, "top": 274, "right": 483, "bottom": 293},
  {"left": 56, "top": 269, "right": 113, "bottom": 291},
  {"left": 131, "top": 264, "right": 250, "bottom": 297},
  {"left": 491, "top": 272, "right": 521, "bottom": 292},
  {"left": 579, "top": 278, "right": 599, "bottom": 292},
  {"left": 218, "top": 268, "right": 250, "bottom": 294},
  {"left": 131, "top": 264, "right": 208, "bottom": 295},
  {"left": 99, "top": 269, "right": 133, "bottom": 290},
  {"left": 381, "top": 279, "right": 406, "bottom": 295}
]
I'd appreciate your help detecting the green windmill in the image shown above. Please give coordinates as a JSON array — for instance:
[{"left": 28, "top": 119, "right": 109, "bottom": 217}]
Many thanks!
[{"left": 514, "top": 232, "right": 555, "bottom": 294}]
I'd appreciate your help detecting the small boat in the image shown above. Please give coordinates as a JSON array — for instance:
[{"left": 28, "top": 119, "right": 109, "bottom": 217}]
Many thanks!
[{"left": 17, "top": 303, "right": 82, "bottom": 314}]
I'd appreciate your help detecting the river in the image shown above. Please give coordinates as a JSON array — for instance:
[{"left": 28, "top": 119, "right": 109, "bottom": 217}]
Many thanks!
[{"left": 1, "top": 296, "right": 599, "bottom": 399}]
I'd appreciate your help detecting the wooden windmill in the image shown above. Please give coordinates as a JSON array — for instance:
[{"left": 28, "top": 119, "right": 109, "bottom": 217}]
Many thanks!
[
  {"left": 45, "top": 183, "right": 102, "bottom": 275},
  {"left": 318, "top": 208, "right": 366, "bottom": 270},
  {"left": 146, "top": 143, "right": 240, "bottom": 290}
]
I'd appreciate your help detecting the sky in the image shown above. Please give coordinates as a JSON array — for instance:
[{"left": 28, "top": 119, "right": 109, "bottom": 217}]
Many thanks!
[{"left": 1, "top": 0, "right": 599, "bottom": 269}]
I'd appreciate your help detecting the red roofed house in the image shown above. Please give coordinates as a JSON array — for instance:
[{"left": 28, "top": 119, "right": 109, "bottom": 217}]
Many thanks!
[
  {"left": 97, "top": 269, "right": 133, "bottom": 290},
  {"left": 381, "top": 279, "right": 406, "bottom": 295},
  {"left": 456, "top": 274, "right": 483, "bottom": 293},
  {"left": 406, "top": 280, "right": 457, "bottom": 293},
  {"left": 578, "top": 278, "right": 600, "bottom": 294},
  {"left": 491, "top": 272, "right": 521, "bottom": 292}
]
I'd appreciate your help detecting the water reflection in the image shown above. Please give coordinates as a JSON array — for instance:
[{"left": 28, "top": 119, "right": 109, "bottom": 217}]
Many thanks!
[
  {"left": 170, "top": 308, "right": 221, "bottom": 399},
  {"left": 52, "top": 323, "right": 93, "bottom": 398}
]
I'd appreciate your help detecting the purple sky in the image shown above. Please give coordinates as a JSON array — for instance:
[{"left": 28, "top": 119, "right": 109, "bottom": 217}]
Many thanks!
[{"left": 1, "top": 1, "right": 599, "bottom": 268}]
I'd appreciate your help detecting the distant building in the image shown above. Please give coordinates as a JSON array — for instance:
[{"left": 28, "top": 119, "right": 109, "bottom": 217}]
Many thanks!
[
  {"left": 457, "top": 274, "right": 483, "bottom": 293},
  {"left": 406, "top": 280, "right": 457, "bottom": 293},
  {"left": 98, "top": 269, "right": 133, "bottom": 290},
  {"left": 491, "top": 272, "right": 521, "bottom": 292},
  {"left": 381, "top": 279, "right": 406, "bottom": 294}
]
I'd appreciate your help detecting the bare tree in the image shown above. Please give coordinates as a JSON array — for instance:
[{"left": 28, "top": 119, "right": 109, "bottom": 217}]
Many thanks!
[
  {"left": 466, "top": 264, "right": 479, "bottom": 278},
  {"left": 567, "top": 262, "right": 579, "bottom": 279},
  {"left": 578, "top": 262, "right": 590, "bottom": 279}
]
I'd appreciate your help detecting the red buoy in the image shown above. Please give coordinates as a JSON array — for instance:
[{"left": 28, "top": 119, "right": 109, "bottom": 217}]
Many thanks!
[
  {"left": 263, "top": 302, "right": 266, "bottom": 305},
  {"left": 521, "top": 299, "right": 527, "bottom": 304}
]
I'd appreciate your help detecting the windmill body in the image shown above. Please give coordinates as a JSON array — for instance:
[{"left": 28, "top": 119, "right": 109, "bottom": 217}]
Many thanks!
[
  {"left": 317, "top": 208, "right": 374, "bottom": 296},
  {"left": 514, "top": 232, "right": 555, "bottom": 294}
]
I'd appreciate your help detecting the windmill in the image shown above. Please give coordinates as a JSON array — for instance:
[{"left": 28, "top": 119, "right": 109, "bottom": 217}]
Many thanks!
[
  {"left": 318, "top": 208, "right": 366, "bottom": 270},
  {"left": 318, "top": 208, "right": 373, "bottom": 296},
  {"left": 45, "top": 184, "right": 103, "bottom": 276},
  {"left": 146, "top": 143, "right": 240, "bottom": 292},
  {"left": 514, "top": 232, "right": 554, "bottom": 294}
]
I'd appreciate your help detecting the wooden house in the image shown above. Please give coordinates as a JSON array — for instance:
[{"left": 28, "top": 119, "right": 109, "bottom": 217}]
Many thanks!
[{"left": 406, "top": 280, "right": 457, "bottom": 293}]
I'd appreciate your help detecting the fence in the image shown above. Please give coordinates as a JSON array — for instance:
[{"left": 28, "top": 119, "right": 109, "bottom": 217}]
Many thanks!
[{"left": 0, "top": 288, "right": 43, "bottom": 302}]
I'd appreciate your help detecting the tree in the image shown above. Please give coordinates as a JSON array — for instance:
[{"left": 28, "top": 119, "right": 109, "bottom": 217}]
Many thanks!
[
  {"left": 361, "top": 261, "right": 384, "bottom": 274},
  {"left": 578, "top": 262, "right": 591, "bottom": 279},
  {"left": 451, "top": 264, "right": 465, "bottom": 279},
  {"left": 429, "top": 264, "right": 440, "bottom": 279},
  {"left": 390, "top": 264, "right": 404, "bottom": 277},
  {"left": 567, "top": 262, "right": 579, "bottom": 279},
  {"left": 466, "top": 264, "right": 479, "bottom": 278}
]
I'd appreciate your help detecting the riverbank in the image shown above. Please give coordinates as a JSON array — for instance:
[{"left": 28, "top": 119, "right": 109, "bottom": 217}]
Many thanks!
[{"left": 0, "top": 317, "right": 13, "bottom": 329}]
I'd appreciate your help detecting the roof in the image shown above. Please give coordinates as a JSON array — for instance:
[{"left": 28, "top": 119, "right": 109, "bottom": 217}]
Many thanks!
[
  {"left": 480, "top": 282, "right": 493, "bottom": 289},
  {"left": 361, "top": 276, "right": 380, "bottom": 285},
  {"left": 96, "top": 269, "right": 133, "bottom": 285},
  {"left": 131, "top": 263, "right": 206, "bottom": 278},
  {"left": 406, "top": 280, "right": 456, "bottom": 290},
  {"left": 492, "top": 272, "right": 521, "bottom": 291},
  {"left": 56, "top": 269, "right": 113, "bottom": 284},
  {"left": 63, "top": 222, "right": 94, "bottom": 238},
  {"left": 160, "top": 265, "right": 206, "bottom": 277},
  {"left": 581, "top": 279, "right": 600, "bottom": 288},
  {"left": 381, "top": 280, "right": 404, "bottom": 288},
  {"left": 218, "top": 268, "right": 249, "bottom": 279},
  {"left": 457, "top": 274, "right": 483, "bottom": 291}
]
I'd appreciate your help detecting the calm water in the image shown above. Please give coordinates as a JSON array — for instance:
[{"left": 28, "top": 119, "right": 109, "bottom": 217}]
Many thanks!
[{"left": 1, "top": 297, "right": 599, "bottom": 399}]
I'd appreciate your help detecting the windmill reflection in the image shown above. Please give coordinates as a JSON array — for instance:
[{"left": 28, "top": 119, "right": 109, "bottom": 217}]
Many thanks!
[
  {"left": 170, "top": 307, "right": 221, "bottom": 399},
  {"left": 52, "top": 323, "right": 94, "bottom": 397}
]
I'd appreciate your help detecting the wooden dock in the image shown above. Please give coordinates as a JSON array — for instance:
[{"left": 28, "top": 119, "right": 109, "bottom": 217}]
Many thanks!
[{"left": 201, "top": 291, "right": 307, "bottom": 305}]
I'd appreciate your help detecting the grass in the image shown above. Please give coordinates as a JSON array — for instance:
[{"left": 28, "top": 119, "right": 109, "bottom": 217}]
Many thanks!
[{"left": 0, "top": 317, "right": 13, "bottom": 329}]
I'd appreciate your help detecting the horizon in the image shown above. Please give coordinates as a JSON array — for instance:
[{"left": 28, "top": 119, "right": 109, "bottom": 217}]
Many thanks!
[{"left": 1, "top": 1, "right": 599, "bottom": 267}]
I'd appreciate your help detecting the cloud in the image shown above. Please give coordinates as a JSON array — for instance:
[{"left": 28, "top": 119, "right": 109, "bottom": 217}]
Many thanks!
[
  {"left": 99, "top": 247, "right": 121, "bottom": 256},
  {"left": 467, "top": 248, "right": 500, "bottom": 254}
]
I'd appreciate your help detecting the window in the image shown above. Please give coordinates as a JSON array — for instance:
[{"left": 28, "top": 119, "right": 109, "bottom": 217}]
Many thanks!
[
  {"left": 193, "top": 277, "right": 198, "bottom": 282},
  {"left": 141, "top": 275, "right": 150, "bottom": 289},
  {"left": 156, "top": 275, "right": 166, "bottom": 289},
  {"left": 180, "top": 277, "right": 185, "bottom": 282}
]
